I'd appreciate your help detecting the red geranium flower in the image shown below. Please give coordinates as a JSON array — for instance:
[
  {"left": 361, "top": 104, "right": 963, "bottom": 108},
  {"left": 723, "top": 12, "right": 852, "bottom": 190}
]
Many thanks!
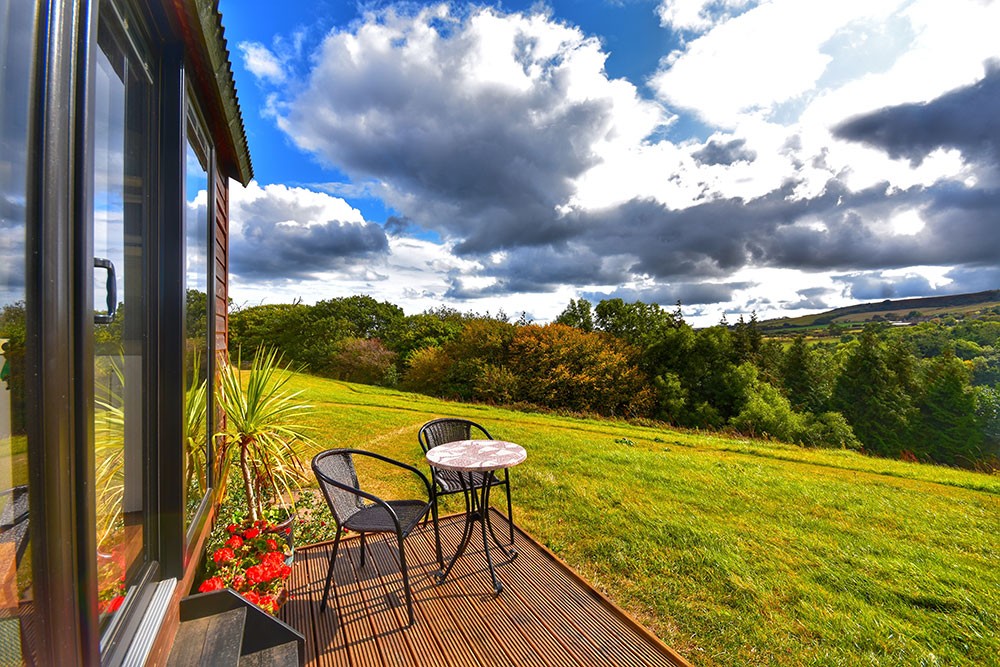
[
  {"left": 225, "top": 535, "right": 243, "bottom": 550},
  {"left": 213, "top": 547, "right": 235, "bottom": 564},
  {"left": 242, "top": 591, "right": 260, "bottom": 605},
  {"left": 266, "top": 538, "right": 279, "bottom": 552},
  {"left": 244, "top": 528, "right": 261, "bottom": 539},
  {"left": 226, "top": 524, "right": 239, "bottom": 534},
  {"left": 198, "top": 576, "right": 225, "bottom": 593},
  {"left": 105, "top": 595, "right": 125, "bottom": 614}
]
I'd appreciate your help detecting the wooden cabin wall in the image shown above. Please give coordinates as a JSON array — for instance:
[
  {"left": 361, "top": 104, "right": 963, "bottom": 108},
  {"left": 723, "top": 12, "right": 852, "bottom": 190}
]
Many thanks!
[{"left": 214, "top": 168, "right": 229, "bottom": 360}]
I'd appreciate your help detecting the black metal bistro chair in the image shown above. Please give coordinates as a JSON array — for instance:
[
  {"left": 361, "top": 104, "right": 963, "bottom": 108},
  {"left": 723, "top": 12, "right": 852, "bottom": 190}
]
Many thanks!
[
  {"left": 418, "top": 418, "right": 515, "bottom": 567},
  {"left": 311, "top": 449, "right": 436, "bottom": 628}
]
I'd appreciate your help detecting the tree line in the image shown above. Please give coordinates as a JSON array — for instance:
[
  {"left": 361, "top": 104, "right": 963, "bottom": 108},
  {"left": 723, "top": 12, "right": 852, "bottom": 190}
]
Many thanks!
[{"left": 224, "top": 295, "right": 1000, "bottom": 469}]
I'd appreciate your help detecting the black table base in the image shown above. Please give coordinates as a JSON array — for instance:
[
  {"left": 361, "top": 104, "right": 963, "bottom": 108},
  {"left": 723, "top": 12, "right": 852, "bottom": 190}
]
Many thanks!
[{"left": 436, "top": 470, "right": 517, "bottom": 594}]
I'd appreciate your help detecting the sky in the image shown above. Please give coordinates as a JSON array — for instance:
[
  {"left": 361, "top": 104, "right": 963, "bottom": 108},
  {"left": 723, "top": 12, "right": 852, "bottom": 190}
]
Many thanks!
[{"left": 216, "top": 0, "right": 1000, "bottom": 326}]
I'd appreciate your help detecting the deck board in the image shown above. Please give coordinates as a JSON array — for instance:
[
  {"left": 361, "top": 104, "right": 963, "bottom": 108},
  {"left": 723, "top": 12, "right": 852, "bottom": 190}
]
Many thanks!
[{"left": 281, "top": 511, "right": 690, "bottom": 667}]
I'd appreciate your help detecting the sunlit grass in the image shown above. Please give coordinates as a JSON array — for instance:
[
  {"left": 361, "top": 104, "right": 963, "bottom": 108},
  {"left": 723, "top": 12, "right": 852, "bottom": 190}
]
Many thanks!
[{"left": 288, "top": 373, "right": 1000, "bottom": 666}]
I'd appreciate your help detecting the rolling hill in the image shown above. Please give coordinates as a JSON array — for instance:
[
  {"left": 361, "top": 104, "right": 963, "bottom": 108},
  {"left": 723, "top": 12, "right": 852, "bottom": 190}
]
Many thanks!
[{"left": 758, "top": 289, "right": 1000, "bottom": 335}]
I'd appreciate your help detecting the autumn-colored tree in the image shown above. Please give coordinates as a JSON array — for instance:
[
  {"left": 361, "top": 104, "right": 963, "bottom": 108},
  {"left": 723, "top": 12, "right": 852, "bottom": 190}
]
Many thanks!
[{"left": 507, "top": 324, "right": 654, "bottom": 417}]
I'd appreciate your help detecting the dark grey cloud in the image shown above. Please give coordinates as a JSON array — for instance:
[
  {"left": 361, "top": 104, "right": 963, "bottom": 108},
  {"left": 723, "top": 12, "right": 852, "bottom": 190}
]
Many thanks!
[
  {"left": 834, "top": 59, "right": 1000, "bottom": 167},
  {"left": 445, "top": 245, "right": 631, "bottom": 298},
  {"left": 568, "top": 178, "right": 1000, "bottom": 283},
  {"left": 383, "top": 215, "right": 414, "bottom": 236},
  {"left": 226, "top": 185, "right": 389, "bottom": 281},
  {"left": 692, "top": 138, "right": 757, "bottom": 166},
  {"left": 233, "top": 218, "right": 387, "bottom": 280},
  {"left": 278, "top": 6, "right": 665, "bottom": 256},
  {"left": 584, "top": 280, "right": 753, "bottom": 306}
]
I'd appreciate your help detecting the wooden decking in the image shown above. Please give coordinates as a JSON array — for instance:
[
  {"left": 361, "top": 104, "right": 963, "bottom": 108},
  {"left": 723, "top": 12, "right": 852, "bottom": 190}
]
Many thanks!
[{"left": 279, "top": 509, "right": 690, "bottom": 667}]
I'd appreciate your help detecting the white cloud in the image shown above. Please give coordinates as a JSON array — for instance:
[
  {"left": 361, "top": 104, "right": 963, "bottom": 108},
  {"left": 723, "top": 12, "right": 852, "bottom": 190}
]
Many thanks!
[
  {"left": 236, "top": 2, "right": 1000, "bottom": 324},
  {"left": 657, "top": 0, "right": 758, "bottom": 33},
  {"left": 237, "top": 42, "right": 286, "bottom": 84}
]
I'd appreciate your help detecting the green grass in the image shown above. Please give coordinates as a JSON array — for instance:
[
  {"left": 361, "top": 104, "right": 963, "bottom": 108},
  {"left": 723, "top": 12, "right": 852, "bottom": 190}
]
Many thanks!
[{"left": 288, "top": 374, "right": 1000, "bottom": 666}]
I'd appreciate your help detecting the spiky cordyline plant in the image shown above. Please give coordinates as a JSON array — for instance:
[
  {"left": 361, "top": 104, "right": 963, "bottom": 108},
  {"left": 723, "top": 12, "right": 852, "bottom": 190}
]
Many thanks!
[{"left": 216, "top": 347, "right": 315, "bottom": 522}]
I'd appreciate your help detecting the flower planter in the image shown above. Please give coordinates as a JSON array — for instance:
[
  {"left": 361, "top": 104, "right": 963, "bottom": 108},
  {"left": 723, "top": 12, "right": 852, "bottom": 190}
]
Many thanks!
[{"left": 270, "top": 513, "right": 296, "bottom": 567}]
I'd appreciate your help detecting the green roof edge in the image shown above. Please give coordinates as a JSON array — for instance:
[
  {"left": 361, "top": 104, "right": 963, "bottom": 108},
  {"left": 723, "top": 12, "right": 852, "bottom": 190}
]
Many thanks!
[{"left": 192, "top": 0, "right": 254, "bottom": 185}]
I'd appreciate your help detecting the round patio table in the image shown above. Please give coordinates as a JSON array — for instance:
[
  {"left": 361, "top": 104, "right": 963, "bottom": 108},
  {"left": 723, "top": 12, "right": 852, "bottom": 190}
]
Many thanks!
[{"left": 426, "top": 440, "right": 526, "bottom": 595}]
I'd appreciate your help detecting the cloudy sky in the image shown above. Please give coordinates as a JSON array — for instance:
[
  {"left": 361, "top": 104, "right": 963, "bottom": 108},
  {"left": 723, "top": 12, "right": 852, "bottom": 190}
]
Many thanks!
[{"left": 218, "top": 0, "right": 1000, "bottom": 325}]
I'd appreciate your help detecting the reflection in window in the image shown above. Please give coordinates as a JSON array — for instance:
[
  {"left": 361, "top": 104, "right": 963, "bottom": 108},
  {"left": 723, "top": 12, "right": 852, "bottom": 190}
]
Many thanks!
[
  {"left": 93, "top": 18, "right": 150, "bottom": 636},
  {"left": 184, "top": 114, "right": 212, "bottom": 530},
  {"left": 0, "top": 2, "right": 39, "bottom": 662}
]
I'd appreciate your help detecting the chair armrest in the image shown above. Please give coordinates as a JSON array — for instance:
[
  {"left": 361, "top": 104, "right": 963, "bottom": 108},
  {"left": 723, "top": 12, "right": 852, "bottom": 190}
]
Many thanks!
[{"left": 337, "top": 449, "right": 434, "bottom": 503}]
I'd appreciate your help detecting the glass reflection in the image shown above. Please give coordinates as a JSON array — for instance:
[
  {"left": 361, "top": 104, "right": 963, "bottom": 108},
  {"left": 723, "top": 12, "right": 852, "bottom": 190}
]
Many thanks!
[
  {"left": 93, "top": 19, "right": 149, "bottom": 634},
  {"left": 0, "top": 1, "right": 39, "bottom": 662},
  {"left": 184, "top": 121, "right": 211, "bottom": 529}
]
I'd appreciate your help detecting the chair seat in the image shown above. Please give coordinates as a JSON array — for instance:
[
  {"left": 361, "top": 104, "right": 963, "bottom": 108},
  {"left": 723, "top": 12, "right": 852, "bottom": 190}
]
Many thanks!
[
  {"left": 344, "top": 500, "right": 430, "bottom": 535},
  {"left": 432, "top": 468, "right": 505, "bottom": 495}
]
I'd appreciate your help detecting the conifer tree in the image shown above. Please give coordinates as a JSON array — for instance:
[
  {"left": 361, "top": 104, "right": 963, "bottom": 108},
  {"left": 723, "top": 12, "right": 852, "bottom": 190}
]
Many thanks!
[
  {"left": 833, "top": 325, "right": 914, "bottom": 455},
  {"left": 914, "top": 349, "right": 982, "bottom": 463}
]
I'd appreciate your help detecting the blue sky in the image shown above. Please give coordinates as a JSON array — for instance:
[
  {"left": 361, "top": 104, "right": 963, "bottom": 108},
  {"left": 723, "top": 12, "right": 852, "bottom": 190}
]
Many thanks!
[{"left": 217, "top": 0, "right": 1000, "bottom": 325}]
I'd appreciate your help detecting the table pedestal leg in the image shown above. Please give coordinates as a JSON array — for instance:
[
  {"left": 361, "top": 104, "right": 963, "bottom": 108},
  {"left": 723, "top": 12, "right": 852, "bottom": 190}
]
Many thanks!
[{"left": 436, "top": 471, "right": 518, "bottom": 595}]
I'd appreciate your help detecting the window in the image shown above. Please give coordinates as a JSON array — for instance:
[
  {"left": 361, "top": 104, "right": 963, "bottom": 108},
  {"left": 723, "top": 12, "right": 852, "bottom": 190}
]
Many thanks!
[{"left": 184, "top": 98, "right": 214, "bottom": 535}]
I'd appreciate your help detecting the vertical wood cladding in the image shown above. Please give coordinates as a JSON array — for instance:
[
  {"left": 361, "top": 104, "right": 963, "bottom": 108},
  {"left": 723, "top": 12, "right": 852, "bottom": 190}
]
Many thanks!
[{"left": 214, "top": 166, "right": 228, "bottom": 356}]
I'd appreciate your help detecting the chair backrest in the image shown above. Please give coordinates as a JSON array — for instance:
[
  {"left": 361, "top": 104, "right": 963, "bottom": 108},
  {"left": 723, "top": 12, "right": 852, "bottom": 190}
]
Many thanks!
[
  {"left": 312, "top": 450, "right": 364, "bottom": 527},
  {"left": 418, "top": 418, "right": 492, "bottom": 454}
]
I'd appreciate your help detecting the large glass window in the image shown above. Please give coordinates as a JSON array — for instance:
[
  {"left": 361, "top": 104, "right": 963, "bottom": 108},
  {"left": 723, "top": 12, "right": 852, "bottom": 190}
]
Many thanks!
[
  {"left": 0, "top": 1, "right": 39, "bottom": 663},
  {"left": 92, "top": 14, "right": 152, "bottom": 636},
  {"left": 184, "top": 105, "right": 212, "bottom": 532}
]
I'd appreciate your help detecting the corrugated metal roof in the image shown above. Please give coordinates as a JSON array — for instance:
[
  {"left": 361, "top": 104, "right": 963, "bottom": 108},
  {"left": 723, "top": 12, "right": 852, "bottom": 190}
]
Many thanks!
[{"left": 175, "top": 0, "right": 254, "bottom": 185}]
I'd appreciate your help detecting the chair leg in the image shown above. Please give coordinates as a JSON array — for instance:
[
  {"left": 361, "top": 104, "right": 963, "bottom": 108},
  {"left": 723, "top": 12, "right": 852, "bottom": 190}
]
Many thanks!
[
  {"left": 431, "top": 494, "right": 443, "bottom": 570},
  {"left": 320, "top": 526, "right": 343, "bottom": 613},
  {"left": 359, "top": 532, "right": 367, "bottom": 569},
  {"left": 397, "top": 533, "right": 414, "bottom": 627}
]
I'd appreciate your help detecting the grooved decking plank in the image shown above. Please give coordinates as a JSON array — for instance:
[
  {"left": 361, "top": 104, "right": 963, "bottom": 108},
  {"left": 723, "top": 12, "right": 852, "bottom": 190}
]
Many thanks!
[
  {"left": 493, "top": 510, "right": 679, "bottom": 667},
  {"left": 304, "top": 542, "right": 352, "bottom": 667},
  {"left": 289, "top": 514, "right": 691, "bottom": 667},
  {"left": 280, "top": 544, "right": 319, "bottom": 667},
  {"left": 331, "top": 540, "right": 384, "bottom": 667},
  {"left": 412, "top": 516, "right": 569, "bottom": 667},
  {"left": 344, "top": 541, "right": 417, "bottom": 667},
  {"left": 364, "top": 537, "right": 452, "bottom": 667},
  {"left": 434, "top": 515, "right": 618, "bottom": 667},
  {"left": 401, "top": 529, "right": 511, "bottom": 667},
  {"left": 409, "top": 519, "right": 555, "bottom": 667}
]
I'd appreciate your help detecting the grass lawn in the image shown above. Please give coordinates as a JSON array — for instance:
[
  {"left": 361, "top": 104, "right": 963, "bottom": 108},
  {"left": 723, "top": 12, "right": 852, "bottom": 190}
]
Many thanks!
[{"left": 287, "top": 373, "right": 1000, "bottom": 666}]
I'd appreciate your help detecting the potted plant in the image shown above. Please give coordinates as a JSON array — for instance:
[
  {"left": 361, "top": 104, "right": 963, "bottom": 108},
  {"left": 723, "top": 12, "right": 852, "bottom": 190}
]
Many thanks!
[
  {"left": 199, "top": 521, "right": 294, "bottom": 614},
  {"left": 215, "top": 347, "right": 315, "bottom": 551}
]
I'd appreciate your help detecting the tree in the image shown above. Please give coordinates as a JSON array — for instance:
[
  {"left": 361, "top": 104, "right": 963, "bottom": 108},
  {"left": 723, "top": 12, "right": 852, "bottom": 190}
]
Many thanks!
[
  {"left": 832, "top": 326, "right": 914, "bottom": 456},
  {"left": 782, "top": 335, "right": 831, "bottom": 413},
  {"left": 594, "top": 298, "right": 675, "bottom": 347},
  {"left": 554, "top": 298, "right": 595, "bottom": 332},
  {"left": 913, "top": 350, "right": 982, "bottom": 464}
]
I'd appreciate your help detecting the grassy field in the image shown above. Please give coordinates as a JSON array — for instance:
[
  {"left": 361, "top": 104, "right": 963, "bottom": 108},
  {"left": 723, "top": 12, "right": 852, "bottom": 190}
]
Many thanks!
[{"left": 287, "top": 373, "right": 1000, "bottom": 666}]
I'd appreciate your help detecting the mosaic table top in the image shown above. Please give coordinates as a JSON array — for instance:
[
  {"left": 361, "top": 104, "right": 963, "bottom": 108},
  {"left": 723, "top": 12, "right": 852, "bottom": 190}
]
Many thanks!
[{"left": 425, "top": 440, "right": 527, "bottom": 472}]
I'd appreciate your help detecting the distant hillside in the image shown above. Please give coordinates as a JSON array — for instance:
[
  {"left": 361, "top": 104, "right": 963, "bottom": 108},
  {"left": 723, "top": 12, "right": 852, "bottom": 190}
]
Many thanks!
[{"left": 759, "top": 289, "right": 1000, "bottom": 334}]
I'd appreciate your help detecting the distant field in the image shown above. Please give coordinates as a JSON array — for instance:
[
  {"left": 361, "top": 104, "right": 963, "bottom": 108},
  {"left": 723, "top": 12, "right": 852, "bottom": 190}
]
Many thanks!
[
  {"left": 288, "top": 373, "right": 1000, "bottom": 666},
  {"left": 758, "top": 290, "right": 1000, "bottom": 336}
]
